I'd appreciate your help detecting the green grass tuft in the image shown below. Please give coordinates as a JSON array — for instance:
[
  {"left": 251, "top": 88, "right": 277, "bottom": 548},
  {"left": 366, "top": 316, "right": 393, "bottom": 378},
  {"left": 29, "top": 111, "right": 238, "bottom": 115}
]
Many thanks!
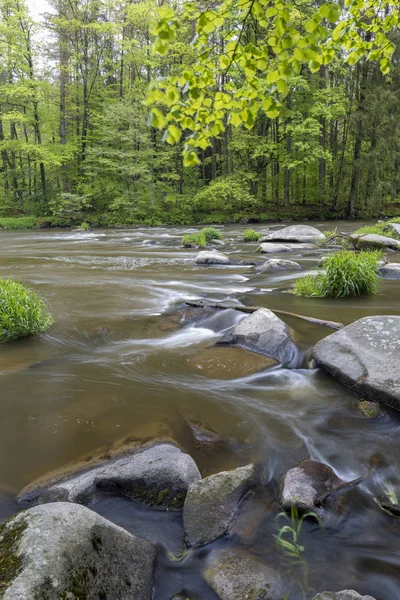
[
  {"left": 200, "top": 227, "right": 223, "bottom": 241},
  {"left": 354, "top": 221, "right": 400, "bottom": 240},
  {"left": 182, "top": 227, "right": 222, "bottom": 248},
  {"left": 243, "top": 229, "right": 261, "bottom": 242},
  {"left": 292, "top": 250, "right": 382, "bottom": 298},
  {"left": 0, "top": 279, "right": 54, "bottom": 342}
]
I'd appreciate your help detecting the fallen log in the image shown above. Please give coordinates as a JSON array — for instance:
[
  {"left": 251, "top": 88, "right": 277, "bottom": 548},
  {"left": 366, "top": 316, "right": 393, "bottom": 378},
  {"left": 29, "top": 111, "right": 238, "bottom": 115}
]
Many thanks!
[{"left": 184, "top": 299, "right": 344, "bottom": 330}]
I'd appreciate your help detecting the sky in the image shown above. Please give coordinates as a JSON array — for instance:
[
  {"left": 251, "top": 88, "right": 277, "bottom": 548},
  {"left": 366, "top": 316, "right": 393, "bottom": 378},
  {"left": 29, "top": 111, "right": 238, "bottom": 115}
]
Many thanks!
[{"left": 27, "top": 0, "right": 51, "bottom": 21}]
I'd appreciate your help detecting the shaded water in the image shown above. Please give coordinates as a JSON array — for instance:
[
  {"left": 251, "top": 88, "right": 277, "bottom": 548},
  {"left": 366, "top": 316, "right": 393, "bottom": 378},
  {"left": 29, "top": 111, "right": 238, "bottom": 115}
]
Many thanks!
[{"left": 0, "top": 222, "right": 400, "bottom": 599}]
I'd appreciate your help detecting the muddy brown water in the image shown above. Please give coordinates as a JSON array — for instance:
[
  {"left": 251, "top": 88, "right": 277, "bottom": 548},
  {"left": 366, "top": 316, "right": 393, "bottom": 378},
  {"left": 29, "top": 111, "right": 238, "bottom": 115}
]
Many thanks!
[{"left": 1, "top": 222, "right": 400, "bottom": 599}]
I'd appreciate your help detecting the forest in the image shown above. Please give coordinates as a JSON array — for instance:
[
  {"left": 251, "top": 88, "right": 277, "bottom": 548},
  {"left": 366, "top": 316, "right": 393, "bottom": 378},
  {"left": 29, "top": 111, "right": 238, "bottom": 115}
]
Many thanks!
[{"left": 0, "top": 0, "right": 399, "bottom": 226}]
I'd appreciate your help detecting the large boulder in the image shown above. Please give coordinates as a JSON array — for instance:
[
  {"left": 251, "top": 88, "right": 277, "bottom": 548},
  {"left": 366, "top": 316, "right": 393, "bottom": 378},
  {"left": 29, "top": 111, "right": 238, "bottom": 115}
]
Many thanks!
[
  {"left": 350, "top": 233, "right": 400, "bottom": 250},
  {"left": 195, "top": 251, "right": 230, "bottom": 265},
  {"left": 183, "top": 464, "right": 255, "bottom": 546},
  {"left": 204, "top": 547, "right": 285, "bottom": 600},
  {"left": 20, "top": 442, "right": 201, "bottom": 509},
  {"left": 313, "top": 316, "right": 400, "bottom": 410},
  {"left": 260, "top": 258, "right": 302, "bottom": 271},
  {"left": 379, "top": 263, "right": 400, "bottom": 279},
  {"left": 259, "top": 243, "right": 293, "bottom": 253},
  {"left": 262, "top": 225, "right": 325, "bottom": 243},
  {"left": 216, "top": 307, "right": 297, "bottom": 365},
  {"left": 312, "top": 592, "right": 376, "bottom": 600},
  {"left": 0, "top": 502, "right": 156, "bottom": 600},
  {"left": 278, "top": 459, "right": 343, "bottom": 516}
]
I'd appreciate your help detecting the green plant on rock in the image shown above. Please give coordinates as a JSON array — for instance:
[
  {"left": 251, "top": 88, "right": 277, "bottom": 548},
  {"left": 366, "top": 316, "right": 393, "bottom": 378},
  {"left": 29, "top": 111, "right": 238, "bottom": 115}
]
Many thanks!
[
  {"left": 0, "top": 217, "right": 37, "bottom": 230},
  {"left": 182, "top": 227, "right": 222, "bottom": 248},
  {"left": 293, "top": 250, "right": 382, "bottom": 298},
  {"left": 0, "top": 279, "right": 54, "bottom": 342},
  {"left": 77, "top": 222, "right": 90, "bottom": 231},
  {"left": 243, "top": 229, "right": 261, "bottom": 242},
  {"left": 354, "top": 221, "right": 400, "bottom": 240},
  {"left": 200, "top": 227, "right": 223, "bottom": 241}
]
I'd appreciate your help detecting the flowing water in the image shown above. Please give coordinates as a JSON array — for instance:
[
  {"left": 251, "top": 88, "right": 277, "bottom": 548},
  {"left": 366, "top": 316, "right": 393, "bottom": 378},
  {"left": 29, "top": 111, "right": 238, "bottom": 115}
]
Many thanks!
[{"left": 0, "top": 222, "right": 400, "bottom": 599}]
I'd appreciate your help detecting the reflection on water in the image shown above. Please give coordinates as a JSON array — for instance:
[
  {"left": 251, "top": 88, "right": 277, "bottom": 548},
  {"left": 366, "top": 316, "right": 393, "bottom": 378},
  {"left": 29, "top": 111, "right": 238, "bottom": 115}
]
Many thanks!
[{"left": 0, "top": 223, "right": 400, "bottom": 599}]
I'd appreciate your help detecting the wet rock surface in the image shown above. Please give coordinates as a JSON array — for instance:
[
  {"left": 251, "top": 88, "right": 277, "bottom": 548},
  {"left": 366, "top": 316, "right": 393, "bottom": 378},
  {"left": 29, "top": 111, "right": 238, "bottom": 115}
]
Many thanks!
[
  {"left": 259, "top": 242, "right": 293, "bottom": 253},
  {"left": 313, "top": 316, "right": 400, "bottom": 410},
  {"left": 312, "top": 592, "right": 377, "bottom": 600},
  {"left": 350, "top": 233, "right": 400, "bottom": 250},
  {"left": 379, "top": 263, "right": 400, "bottom": 279},
  {"left": 0, "top": 502, "right": 156, "bottom": 600},
  {"left": 195, "top": 251, "right": 231, "bottom": 265},
  {"left": 203, "top": 547, "right": 285, "bottom": 600},
  {"left": 183, "top": 464, "right": 256, "bottom": 546},
  {"left": 261, "top": 224, "right": 325, "bottom": 243},
  {"left": 260, "top": 258, "right": 302, "bottom": 271},
  {"left": 217, "top": 307, "right": 297, "bottom": 365},
  {"left": 19, "top": 442, "right": 201, "bottom": 508}
]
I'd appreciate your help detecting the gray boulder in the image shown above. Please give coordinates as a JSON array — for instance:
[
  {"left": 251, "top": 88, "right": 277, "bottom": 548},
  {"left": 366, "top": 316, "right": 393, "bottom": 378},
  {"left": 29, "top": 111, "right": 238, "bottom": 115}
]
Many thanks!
[
  {"left": 313, "top": 316, "right": 400, "bottom": 410},
  {"left": 312, "top": 591, "right": 376, "bottom": 600},
  {"left": 217, "top": 307, "right": 297, "bottom": 365},
  {"left": 379, "top": 263, "right": 400, "bottom": 279},
  {"left": 261, "top": 258, "right": 302, "bottom": 271},
  {"left": 350, "top": 233, "right": 400, "bottom": 250},
  {"left": 262, "top": 225, "right": 325, "bottom": 243},
  {"left": 20, "top": 442, "right": 201, "bottom": 508},
  {"left": 204, "top": 547, "right": 285, "bottom": 600},
  {"left": 259, "top": 243, "right": 293, "bottom": 253},
  {"left": 183, "top": 464, "right": 255, "bottom": 546},
  {"left": 385, "top": 222, "right": 400, "bottom": 238},
  {"left": 195, "top": 251, "right": 230, "bottom": 265},
  {"left": 279, "top": 459, "right": 343, "bottom": 515},
  {"left": 0, "top": 502, "right": 155, "bottom": 600}
]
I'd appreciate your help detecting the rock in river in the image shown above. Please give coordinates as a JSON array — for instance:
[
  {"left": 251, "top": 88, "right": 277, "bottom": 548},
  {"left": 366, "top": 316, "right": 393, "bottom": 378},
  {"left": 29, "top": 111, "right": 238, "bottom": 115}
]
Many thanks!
[
  {"left": 259, "top": 242, "right": 293, "bottom": 253},
  {"left": 217, "top": 307, "right": 297, "bottom": 365},
  {"left": 204, "top": 547, "right": 285, "bottom": 600},
  {"left": 262, "top": 225, "right": 325, "bottom": 243},
  {"left": 313, "top": 316, "right": 400, "bottom": 411},
  {"left": 195, "top": 250, "right": 230, "bottom": 265},
  {"left": 20, "top": 442, "right": 201, "bottom": 508},
  {"left": 261, "top": 258, "right": 302, "bottom": 271},
  {"left": 312, "top": 591, "right": 377, "bottom": 600},
  {"left": 279, "top": 459, "right": 343, "bottom": 516},
  {"left": 183, "top": 464, "right": 256, "bottom": 546},
  {"left": 350, "top": 233, "right": 400, "bottom": 250},
  {"left": 0, "top": 502, "right": 156, "bottom": 600},
  {"left": 379, "top": 263, "right": 400, "bottom": 279}
]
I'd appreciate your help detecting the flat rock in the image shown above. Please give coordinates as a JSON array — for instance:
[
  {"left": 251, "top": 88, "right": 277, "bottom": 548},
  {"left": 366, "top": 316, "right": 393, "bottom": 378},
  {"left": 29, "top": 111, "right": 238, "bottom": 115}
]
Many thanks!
[
  {"left": 312, "top": 591, "right": 376, "bottom": 600},
  {"left": 379, "top": 263, "right": 400, "bottom": 279},
  {"left": 183, "top": 464, "right": 255, "bottom": 546},
  {"left": 217, "top": 307, "right": 297, "bottom": 365},
  {"left": 195, "top": 251, "right": 230, "bottom": 265},
  {"left": 313, "top": 316, "right": 400, "bottom": 410},
  {"left": 279, "top": 459, "right": 343, "bottom": 516},
  {"left": 350, "top": 233, "right": 400, "bottom": 250},
  {"left": 204, "top": 547, "right": 285, "bottom": 600},
  {"left": 262, "top": 225, "right": 325, "bottom": 243},
  {"left": 259, "top": 243, "right": 293, "bottom": 253},
  {"left": 261, "top": 258, "right": 302, "bottom": 271},
  {"left": 20, "top": 442, "right": 201, "bottom": 508},
  {"left": 0, "top": 502, "right": 155, "bottom": 600}
]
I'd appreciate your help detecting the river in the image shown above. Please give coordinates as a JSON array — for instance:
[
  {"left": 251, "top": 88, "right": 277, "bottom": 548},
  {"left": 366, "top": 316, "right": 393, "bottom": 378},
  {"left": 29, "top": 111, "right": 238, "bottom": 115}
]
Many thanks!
[{"left": 0, "top": 222, "right": 399, "bottom": 599}]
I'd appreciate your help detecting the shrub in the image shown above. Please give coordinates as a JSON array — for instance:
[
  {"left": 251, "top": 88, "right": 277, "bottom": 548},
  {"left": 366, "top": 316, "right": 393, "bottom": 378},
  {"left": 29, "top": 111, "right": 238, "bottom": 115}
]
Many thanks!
[
  {"left": 200, "top": 227, "right": 222, "bottom": 241},
  {"left": 0, "top": 217, "right": 37, "bottom": 230},
  {"left": 243, "top": 229, "right": 261, "bottom": 242},
  {"left": 354, "top": 222, "right": 400, "bottom": 240},
  {"left": 77, "top": 222, "right": 90, "bottom": 230},
  {"left": 292, "top": 250, "right": 382, "bottom": 298},
  {"left": 182, "top": 227, "right": 222, "bottom": 248},
  {"left": 0, "top": 279, "right": 54, "bottom": 342}
]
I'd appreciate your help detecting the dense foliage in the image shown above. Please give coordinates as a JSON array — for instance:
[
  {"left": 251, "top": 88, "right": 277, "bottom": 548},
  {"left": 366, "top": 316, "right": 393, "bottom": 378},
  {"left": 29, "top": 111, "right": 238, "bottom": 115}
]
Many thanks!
[
  {"left": 293, "top": 249, "right": 382, "bottom": 297},
  {"left": 0, "top": 0, "right": 399, "bottom": 225},
  {"left": 0, "top": 279, "right": 54, "bottom": 342}
]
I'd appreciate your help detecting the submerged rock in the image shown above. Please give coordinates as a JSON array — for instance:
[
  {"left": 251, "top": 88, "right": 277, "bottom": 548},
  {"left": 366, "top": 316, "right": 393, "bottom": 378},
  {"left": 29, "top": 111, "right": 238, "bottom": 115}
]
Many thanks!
[
  {"left": 20, "top": 442, "right": 201, "bottom": 509},
  {"left": 260, "top": 258, "right": 302, "bottom": 271},
  {"left": 183, "top": 464, "right": 256, "bottom": 546},
  {"left": 379, "top": 263, "right": 400, "bottom": 279},
  {"left": 0, "top": 502, "right": 155, "bottom": 600},
  {"left": 259, "top": 243, "right": 293, "bottom": 253},
  {"left": 313, "top": 316, "right": 400, "bottom": 411},
  {"left": 262, "top": 225, "right": 325, "bottom": 243},
  {"left": 350, "top": 233, "right": 400, "bottom": 250},
  {"left": 279, "top": 459, "right": 343, "bottom": 515},
  {"left": 312, "top": 591, "right": 376, "bottom": 600},
  {"left": 357, "top": 399, "right": 384, "bottom": 419},
  {"left": 195, "top": 251, "right": 230, "bottom": 265},
  {"left": 217, "top": 307, "right": 297, "bottom": 365},
  {"left": 204, "top": 547, "right": 285, "bottom": 600}
]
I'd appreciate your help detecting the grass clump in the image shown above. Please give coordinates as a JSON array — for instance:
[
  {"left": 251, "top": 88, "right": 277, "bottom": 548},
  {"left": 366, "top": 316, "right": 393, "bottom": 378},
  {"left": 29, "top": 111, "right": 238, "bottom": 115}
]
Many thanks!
[
  {"left": 354, "top": 221, "right": 400, "bottom": 240},
  {"left": 0, "top": 279, "right": 54, "bottom": 342},
  {"left": 243, "top": 229, "right": 261, "bottom": 242},
  {"left": 77, "top": 222, "right": 90, "bottom": 231},
  {"left": 0, "top": 217, "right": 37, "bottom": 230},
  {"left": 182, "top": 227, "right": 222, "bottom": 248},
  {"left": 292, "top": 250, "right": 382, "bottom": 298}
]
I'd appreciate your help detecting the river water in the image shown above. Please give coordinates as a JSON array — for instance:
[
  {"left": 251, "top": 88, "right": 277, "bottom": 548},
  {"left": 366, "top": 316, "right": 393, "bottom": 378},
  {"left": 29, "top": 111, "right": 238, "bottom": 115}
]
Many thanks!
[{"left": 0, "top": 222, "right": 399, "bottom": 599}]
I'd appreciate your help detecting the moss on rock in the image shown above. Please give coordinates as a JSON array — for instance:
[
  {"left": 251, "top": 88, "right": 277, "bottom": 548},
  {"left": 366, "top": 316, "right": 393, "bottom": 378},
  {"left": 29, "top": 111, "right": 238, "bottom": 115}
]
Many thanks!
[{"left": 0, "top": 516, "right": 27, "bottom": 594}]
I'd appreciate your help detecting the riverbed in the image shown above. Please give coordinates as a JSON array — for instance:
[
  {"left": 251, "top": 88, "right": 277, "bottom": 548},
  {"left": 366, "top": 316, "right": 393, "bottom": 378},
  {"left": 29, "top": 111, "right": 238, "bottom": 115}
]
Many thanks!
[{"left": 0, "top": 222, "right": 399, "bottom": 599}]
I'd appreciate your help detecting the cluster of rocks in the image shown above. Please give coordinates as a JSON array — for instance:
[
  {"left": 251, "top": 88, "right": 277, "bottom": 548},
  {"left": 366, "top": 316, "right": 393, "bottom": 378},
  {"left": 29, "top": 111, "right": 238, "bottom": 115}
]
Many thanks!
[{"left": 0, "top": 439, "right": 377, "bottom": 600}]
